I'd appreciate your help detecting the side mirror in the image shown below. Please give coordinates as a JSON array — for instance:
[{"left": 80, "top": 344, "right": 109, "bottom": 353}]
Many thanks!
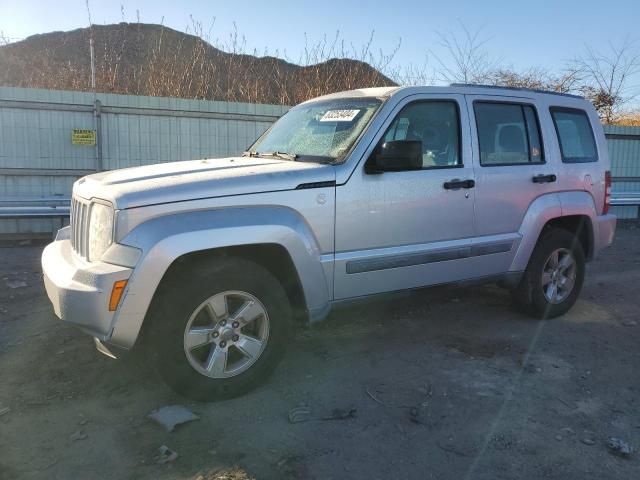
[{"left": 365, "top": 140, "right": 422, "bottom": 174}]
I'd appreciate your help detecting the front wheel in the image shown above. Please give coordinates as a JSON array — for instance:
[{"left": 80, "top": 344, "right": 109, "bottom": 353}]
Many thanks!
[
  {"left": 147, "top": 257, "right": 291, "bottom": 401},
  {"left": 512, "top": 229, "right": 585, "bottom": 319}
]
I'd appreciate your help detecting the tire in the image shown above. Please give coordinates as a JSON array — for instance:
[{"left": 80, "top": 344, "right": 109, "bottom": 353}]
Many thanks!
[
  {"left": 512, "top": 228, "right": 585, "bottom": 319},
  {"left": 146, "top": 256, "right": 291, "bottom": 401}
]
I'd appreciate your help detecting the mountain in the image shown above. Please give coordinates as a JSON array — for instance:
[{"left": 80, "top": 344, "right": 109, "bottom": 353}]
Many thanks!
[{"left": 0, "top": 23, "right": 397, "bottom": 105}]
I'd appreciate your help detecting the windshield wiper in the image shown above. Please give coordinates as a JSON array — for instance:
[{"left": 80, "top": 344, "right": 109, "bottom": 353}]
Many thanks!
[
  {"left": 259, "top": 151, "right": 298, "bottom": 161},
  {"left": 242, "top": 150, "right": 298, "bottom": 161}
]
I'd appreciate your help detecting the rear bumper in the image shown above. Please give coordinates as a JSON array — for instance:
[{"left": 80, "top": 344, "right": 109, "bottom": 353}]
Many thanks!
[
  {"left": 593, "top": 213, "right": 617, "bottom": 258},
  {"left": 42, "top": 238, "right": 132, "bottom": 340}
]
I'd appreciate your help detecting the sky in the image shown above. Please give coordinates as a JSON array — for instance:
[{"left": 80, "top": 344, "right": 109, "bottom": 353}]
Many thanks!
[{"left": 1, "top": 0, "right": 640, "bottom": 88}]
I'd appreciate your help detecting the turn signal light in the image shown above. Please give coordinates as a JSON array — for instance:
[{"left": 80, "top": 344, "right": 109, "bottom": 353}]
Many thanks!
[{"left": 109, "top": 280, "right": 128, "bottom": 311}]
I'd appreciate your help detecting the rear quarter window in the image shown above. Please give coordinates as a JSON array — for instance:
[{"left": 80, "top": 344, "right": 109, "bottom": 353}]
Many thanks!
[{"left": 550, "top": 108, "right": 598, "bottom": 163}]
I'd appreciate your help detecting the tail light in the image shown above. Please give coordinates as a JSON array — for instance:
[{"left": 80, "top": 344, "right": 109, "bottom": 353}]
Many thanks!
[{"left": 603, "top": 170, "right": 612, "bottom": 214}]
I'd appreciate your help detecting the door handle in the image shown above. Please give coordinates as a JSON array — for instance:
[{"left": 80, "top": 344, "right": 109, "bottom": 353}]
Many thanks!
[
  {"left": 532, "top": 174, "right": 557, "bottom": 184},
  {"left": 443, "top": 179, "right": 475, "bottom": 190}
]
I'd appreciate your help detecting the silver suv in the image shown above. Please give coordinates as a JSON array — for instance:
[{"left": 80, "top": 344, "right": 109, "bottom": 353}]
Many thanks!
[{"left": 42, "top": 85, "right": 616, "bottom": 400}]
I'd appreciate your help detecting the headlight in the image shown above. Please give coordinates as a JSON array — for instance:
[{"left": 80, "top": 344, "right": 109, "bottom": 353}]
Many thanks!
[{"left": 88, "top": 202, "right": 114, "bottom": 261}]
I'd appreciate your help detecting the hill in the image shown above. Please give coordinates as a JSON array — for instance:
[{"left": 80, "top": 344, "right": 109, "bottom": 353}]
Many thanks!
[{"left": 0, "top": 23, "right": 397, "bottom": 105}]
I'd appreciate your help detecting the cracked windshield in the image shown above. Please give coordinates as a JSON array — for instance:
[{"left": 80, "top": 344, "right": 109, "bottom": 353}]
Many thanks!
[{"left": 248, "top": 98, "right": 382, "bottom": 162}]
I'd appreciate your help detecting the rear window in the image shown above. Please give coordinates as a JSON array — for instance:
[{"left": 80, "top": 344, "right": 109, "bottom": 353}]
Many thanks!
[
  {"left": 474, "top": 102, "right": 544, "bottom": 166},
  {"left": 550, "top": 108, "right": 598, "bottom": 163}
]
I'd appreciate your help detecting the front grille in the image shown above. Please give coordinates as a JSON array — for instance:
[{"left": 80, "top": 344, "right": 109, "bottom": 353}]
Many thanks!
[{"left": 70, "top": 197, "right": 91, "bottom": 259}]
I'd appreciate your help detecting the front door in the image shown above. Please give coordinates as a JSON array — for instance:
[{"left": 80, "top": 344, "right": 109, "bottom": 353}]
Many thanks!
[{"left": 333, "top": 95, "right": 477, "bottom": 299}]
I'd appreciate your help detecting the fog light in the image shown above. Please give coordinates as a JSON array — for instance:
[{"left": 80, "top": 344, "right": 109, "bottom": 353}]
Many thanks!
[{"left": 109, "top": 280, "right": 128, "bottom": 311}]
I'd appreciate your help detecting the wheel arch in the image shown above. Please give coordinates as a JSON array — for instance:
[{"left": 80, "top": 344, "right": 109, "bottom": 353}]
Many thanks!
[
  {"left": 543, "top": 215, "right": 594, "bottom": 260},
  {"left": 510, "top": 192, "right": 597, "bottom": 272},
  {"left": 108, "top": 206, "right": 331, "bottom": 349},
  {"left": 153, "top": 243, "right": 308, "bottom": 325}
]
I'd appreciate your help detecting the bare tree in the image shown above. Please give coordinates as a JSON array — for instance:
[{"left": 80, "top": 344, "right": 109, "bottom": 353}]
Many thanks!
[
  {"left": 431, "top": 23, "right": 496, "bottom": 84},
  {"left": 573, "top": 38, "right": 640, "bottom": 123},
  {"left": 611, "top": 110, "right": 640, "bottom": 125},
  {"left": 5, "top": 11, "right": 638, "bottom": 115},
  {"left": 483, "top": 66, "right": 582, "bottom": 93},
  {"left": 390, "top": 57, "right": 435, "bottom": 86},
  {"left": 0, "top": 31, "right": 13, "bottom": 46}
]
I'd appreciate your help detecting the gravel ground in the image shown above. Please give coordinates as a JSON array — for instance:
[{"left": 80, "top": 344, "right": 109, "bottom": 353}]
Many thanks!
[{"left": 0, "top": 226, "right": 639, "bottom": 480}]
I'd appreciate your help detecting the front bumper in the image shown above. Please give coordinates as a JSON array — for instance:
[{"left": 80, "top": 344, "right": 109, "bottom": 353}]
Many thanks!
[{"left": 42, "top": 238, "right": 132, "bottom": 341}]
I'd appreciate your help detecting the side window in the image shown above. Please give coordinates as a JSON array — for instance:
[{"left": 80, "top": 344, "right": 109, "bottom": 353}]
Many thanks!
[
  {"left": 550, "top": 108, "right": 598, "bottom": 163},
  {"left": 474, "top": 102, "right": 544, "bottom": 166},
  {"left": 381, "top": 101, "right": 461, "bottom": 169}
]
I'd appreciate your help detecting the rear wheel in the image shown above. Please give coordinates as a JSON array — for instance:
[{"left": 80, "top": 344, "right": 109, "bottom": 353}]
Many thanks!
[
  {"left": 147, "top": 257, "right": 291, "bottom": 401},
  {"left": 512, "top": 229, "right": 585, "bottom": 319}
]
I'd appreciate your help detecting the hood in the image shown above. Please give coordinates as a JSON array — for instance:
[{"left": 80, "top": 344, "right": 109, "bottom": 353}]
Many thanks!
[{"left": 73, "top": 157, "right": 336, "bottom": 209}]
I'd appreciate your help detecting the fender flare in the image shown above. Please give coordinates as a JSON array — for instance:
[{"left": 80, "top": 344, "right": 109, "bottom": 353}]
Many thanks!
[
  {"left": 510, "top": 191, "right": 597, "bottom": 272},
  {"left": 558, "top": 191, "right": 598, "bottom": 259},
  {"left": 109, "top": 206, "right": 330, "bottom": 349}
]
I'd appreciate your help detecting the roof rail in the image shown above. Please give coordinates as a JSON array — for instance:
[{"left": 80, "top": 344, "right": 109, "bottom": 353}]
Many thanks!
[{"left": 449, "top": 83, "right": 584, "bottom": 99}]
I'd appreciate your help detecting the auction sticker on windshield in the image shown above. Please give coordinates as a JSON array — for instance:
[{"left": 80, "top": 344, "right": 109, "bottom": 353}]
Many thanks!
[{"left": 320, "top": 109, "right": 361, "bottom": 122}]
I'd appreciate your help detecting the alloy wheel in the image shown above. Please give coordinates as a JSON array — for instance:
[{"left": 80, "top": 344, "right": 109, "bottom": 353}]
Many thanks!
[
  {"left": 183, "top": 290, "right": 270, "bottom": 378},
  {"left": 541, "top": 248, "right": 577, "bottom": 304}
]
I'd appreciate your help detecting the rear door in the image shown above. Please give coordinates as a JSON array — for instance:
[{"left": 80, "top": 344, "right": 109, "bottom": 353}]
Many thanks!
[{"left": 466, "top": 95, "right": 557, "bottom": 273}]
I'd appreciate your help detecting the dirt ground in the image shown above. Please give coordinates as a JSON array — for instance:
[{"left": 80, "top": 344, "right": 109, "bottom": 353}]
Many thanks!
[{"left": 0, "top": 226, "right": 639, "bottom": 480}]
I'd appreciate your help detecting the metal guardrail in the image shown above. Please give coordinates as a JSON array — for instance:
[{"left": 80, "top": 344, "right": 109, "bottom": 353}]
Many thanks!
[
  {"left": 1, "top": 187, "right": 639, "bottom": 222},
  {"left": 610, "top": 192, "right": 640, "bottom": 206},
  {"left": 0, "top": 196, "right": 70, "bottom": 219}
]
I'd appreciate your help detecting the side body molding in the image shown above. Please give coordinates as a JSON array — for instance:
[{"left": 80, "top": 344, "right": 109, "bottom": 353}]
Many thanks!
[
  {"left": 509, "top": 191, "right": 597, "bottom": 272},
  {"left": 109, "top": 206, "right": 330, "bottom": 348}
]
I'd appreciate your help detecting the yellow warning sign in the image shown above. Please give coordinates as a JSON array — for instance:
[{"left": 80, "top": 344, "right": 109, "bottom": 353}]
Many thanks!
[{"left": 72, "top": 129, "right": 96, "bottom": 146}]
